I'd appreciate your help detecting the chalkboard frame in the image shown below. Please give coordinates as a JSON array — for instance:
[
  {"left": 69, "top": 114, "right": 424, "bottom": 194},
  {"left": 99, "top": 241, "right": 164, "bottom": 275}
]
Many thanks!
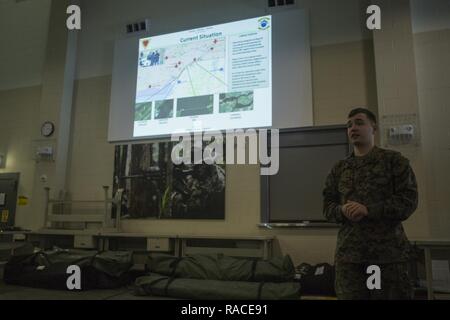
[{"left": 260, "top": 125, "right": 351, "bottom": 228}]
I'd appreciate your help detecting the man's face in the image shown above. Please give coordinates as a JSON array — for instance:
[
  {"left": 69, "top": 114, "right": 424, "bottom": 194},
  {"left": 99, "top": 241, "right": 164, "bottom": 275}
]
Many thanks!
[{"left": 347, "top": 113, "right": 376, "bottom": 146}]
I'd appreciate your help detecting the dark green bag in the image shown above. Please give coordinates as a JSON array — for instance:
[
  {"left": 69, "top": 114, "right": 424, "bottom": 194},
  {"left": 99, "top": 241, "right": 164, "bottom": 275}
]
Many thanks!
[
  {"left": 135, "top": 273, "right": 301, "bottom": 300},
  {"left": 146, "top": 253, "right": 296, "bottom": 282}
]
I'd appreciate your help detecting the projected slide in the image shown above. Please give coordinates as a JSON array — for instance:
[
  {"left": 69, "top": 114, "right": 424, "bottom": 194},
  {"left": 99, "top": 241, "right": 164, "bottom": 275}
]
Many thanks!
[{"left": 134, "top": 16, "right": 272, "bottom": 137}]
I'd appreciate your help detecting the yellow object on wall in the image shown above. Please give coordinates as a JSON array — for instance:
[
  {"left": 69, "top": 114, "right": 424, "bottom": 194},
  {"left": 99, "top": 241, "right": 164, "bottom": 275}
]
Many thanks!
[
  {"left": 18, "top": 196, "right": 29, "bottom": 206},
  {"left": 1, "top": 209, "right": 9, "bottom": 223}
]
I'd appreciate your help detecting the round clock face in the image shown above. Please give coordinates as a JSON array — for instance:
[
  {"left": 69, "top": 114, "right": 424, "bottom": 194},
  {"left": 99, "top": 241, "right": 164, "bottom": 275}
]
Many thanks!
[{"left": 41, "top": 121, "right": 54, "bottom": 137}]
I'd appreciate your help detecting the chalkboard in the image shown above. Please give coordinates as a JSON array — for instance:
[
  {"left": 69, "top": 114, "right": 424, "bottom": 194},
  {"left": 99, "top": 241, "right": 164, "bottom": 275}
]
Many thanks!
[{"left": 260, "top": 125, "right": 350, "bottom": 227}]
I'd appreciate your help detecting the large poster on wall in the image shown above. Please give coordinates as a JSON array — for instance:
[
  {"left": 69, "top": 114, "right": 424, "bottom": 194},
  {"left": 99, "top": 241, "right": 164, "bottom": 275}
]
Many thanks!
[{"left": 112, "top": 142, "right": 225, "bottom": 219}]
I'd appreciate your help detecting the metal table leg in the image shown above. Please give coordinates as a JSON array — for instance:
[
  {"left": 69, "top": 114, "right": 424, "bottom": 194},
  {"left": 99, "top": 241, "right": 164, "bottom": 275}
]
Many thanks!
[{"left": 424, "top": 247, "right": 434, "bottom": 300}]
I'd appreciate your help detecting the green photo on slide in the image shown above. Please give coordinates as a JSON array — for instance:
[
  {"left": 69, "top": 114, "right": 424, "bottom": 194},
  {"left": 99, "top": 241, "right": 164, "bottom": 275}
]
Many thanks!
[
  {"left": 219, "top": 91, "right": 254, "bottom": 113},
  {"left": 135, "top": 102, "right": 152, "bottom": 121}
]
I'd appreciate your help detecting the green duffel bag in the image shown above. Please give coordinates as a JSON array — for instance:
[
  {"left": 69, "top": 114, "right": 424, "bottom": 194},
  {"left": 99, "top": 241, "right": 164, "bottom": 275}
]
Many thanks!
[
  {"left": 146, "top": 253, "right": 295, "bottom": 282},
  {"left": 135, "top": 273, "right": 301, "bottom": 300}
]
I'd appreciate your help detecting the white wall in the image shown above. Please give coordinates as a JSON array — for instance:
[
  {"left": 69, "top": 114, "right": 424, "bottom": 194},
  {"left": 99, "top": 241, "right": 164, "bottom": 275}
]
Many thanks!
[
  {"left": 411, "top": 0, "right": 450, "bottom": 237},
  {"left": 411, "top": 0, "right": 450, "bottom": 33},
  {"left": 0, "top": 86, "right": 41, "bottom": 229},
  {"left": 0, "top": 0, "right": 51, "bottom": 91},
  {"left": 303, "top": 0, "right": 372, "bottom": 46}
]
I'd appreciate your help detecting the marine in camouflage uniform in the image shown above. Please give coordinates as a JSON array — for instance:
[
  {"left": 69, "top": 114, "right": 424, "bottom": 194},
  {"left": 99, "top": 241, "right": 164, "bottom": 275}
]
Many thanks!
[
  {"left": 323, "top": 110, "right": 418, "bottom": 300},
  {"left": 323, "top": 108, "right": 418, "bottom": 299}
]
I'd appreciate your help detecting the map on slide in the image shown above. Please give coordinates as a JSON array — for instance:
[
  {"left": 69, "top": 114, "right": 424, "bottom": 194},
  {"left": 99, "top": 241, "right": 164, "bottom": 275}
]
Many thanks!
[{"left": 136, "top": 37, "right": 227, "bottom": 103}]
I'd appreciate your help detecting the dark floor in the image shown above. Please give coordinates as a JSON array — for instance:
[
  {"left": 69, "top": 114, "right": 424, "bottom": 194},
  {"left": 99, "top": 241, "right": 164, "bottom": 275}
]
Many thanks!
[{"left": 0, "top": 280, "right": 174, "bottom": 300}]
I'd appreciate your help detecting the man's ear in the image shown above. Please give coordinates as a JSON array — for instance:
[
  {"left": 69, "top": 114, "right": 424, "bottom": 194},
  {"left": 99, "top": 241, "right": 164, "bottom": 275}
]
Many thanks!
[{"left": 372, "top": 123, "right": 377, "bottom": 133}]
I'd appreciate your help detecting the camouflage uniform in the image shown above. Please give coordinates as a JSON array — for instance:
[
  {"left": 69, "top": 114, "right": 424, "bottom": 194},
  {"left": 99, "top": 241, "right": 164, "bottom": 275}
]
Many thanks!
[{"left": 323, "top": 146, "right": 418, "bottom": 299}]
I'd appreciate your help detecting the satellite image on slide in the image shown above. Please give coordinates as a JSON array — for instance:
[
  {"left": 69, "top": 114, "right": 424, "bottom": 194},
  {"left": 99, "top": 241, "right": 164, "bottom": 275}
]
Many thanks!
[
  {"left": 155, "top": 99, "right": 174, "bottom": 119},
  {"left": 134, "top": 102, "right": 152, "bottom": 121},
  {"left": 219, "top": 91, "right": 254, "bottom": 113},
  {"left": 136, "top": 37, "right": 227, "bottom": 103}
]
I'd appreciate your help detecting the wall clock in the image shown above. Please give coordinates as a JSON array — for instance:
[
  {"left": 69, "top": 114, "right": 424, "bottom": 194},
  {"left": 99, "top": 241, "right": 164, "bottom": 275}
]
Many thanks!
[{"left": 41, "top": 121, "right": 55, "bottom": 137}]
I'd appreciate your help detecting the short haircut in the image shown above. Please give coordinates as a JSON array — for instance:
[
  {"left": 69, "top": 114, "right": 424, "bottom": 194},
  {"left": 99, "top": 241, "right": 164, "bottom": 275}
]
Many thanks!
[{"left": 348, "top": 108, "right": 377, "bottom": 124}]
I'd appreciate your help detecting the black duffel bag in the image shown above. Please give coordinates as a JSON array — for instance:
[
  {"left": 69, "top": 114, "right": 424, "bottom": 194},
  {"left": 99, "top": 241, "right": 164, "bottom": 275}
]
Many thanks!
[
  {"left": 297, "top": 262, "right": 336, "bottom": 296},
  {"left": 3, "top": 249, "right": 133, "bottom": 290}
]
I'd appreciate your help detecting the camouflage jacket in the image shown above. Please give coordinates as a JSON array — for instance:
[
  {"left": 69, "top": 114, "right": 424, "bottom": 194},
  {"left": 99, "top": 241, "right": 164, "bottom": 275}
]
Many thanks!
[{"left": 323, "top": 146, "right": 418, "bottom": 263}]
